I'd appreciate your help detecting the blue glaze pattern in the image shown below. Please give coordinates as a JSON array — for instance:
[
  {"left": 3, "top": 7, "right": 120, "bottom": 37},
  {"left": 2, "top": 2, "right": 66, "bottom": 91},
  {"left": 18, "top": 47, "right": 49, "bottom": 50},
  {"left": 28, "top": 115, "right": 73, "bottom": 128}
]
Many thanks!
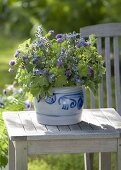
[
  {"left": 77, "top": 97, "right": 84, "bottom": 109},
  {"left": 45, "top": 94, "right": 56, "bottom": 104},
  {"left": 41, "top": 89, "right": 84, "bottom": 110},
  {"left": 58, "top": 92, "right": 84, "bottom": 110}
]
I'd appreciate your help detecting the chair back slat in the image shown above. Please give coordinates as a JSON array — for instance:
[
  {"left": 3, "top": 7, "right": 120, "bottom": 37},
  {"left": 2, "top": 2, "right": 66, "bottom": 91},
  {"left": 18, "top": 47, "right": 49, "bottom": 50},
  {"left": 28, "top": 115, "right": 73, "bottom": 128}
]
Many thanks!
[
  {"left": 83, "top": 87, "right": 87, "bottom": 108},
  {"left": 113, "top": 37, "right": 121, "bottom": 114},
  {"left": 105, "top": 37, "right": 112, "bottom": 107},
  {"left": 90, "top": 90, "right": 95, "bottom": 108},
  {"left": 97, "top": 37, "right": 104, "bottom": 108}
]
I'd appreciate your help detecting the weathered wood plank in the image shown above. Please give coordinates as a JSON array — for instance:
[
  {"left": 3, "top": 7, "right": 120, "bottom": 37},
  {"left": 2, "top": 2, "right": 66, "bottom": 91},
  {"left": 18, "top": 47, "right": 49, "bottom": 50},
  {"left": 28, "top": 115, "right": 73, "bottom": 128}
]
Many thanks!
[
  {"left": 46, "top": 125, "right": 59, "bottom": 132},
  {"left": 18, "top": 112, "right": 37, "bottom": 134},
  {"left": 57, "top": 125, "right": 71, "bottom": 132},
  {"left": 97, "top": 37, "right": 104, "bottom": 108},
  {"left": 28, "top": 138, "right": 117, "bottom": 155},
  {"left": 105, "top": 37, "right": 112, "bottom": 107},
  {"left": 80, "top": 23, "right": 121, "bottom": 37},
  {"left": 82, "top": 109, "right": 103, "bottom": 130},
  {"left": 113, "top": 37, "right": 121, "bottom": 115},
  {"left": 3, "top": 112, "right": 27, "bottom": 140},
  {"left": 90, "top": 109, "right": 115, "bottom": 130},
  {"left": 9, "top": 139, "right": 15, "bottom": 170},
  {"left": 99, "top": 152, "right": 111, "bottom": 170},
  {"left": 84, "top": 153, "right": 93, "bottom": 170},
  {"left": 78, "top": 121, "right": 93, "bottom": 130},
  {"left": 100, "top": 108, "right": 121, "bottom": 129},
  {"left": 15, "top": 141, "right": 27, "bottom": 170},
  {"left": 117, "top": 139, "right": 121, "bottom": 170},
  {"left": 29, "top": 112, "right": 47, "bottom": 133},
  {"left": 69, "top": 124, "right": 81, "bottom": 131}
]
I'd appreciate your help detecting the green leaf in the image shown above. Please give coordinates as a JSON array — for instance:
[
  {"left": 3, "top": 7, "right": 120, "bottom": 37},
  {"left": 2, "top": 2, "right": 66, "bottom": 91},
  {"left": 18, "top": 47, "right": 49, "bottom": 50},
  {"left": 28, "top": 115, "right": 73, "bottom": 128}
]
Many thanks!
[
  {"left": 55, "top": 75, "right": 67, "bottom": 87},
  {"left": 19, "top": 38, "right": 31, "bottom": 52},
  {"left": 78, "top": 63, "right": 88, "bottom": 77}
]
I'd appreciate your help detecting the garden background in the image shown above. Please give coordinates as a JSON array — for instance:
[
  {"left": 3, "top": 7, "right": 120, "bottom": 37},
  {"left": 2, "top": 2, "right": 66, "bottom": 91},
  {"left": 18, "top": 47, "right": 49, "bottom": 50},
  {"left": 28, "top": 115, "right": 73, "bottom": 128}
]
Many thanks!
[{"left": 0, "top": 0, "right": 121, "bottom": 169}]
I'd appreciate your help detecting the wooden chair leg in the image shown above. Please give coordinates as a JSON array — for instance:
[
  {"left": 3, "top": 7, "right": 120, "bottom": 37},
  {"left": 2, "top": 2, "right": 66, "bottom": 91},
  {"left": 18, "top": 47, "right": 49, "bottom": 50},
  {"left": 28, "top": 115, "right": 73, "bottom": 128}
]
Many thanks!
[
  {"left": 99, "top": 152, "right": 111, "bottom": 170},
  {"left": 9, "top": 139, "right": 15, "bottom": 170},
  {"left": 84, "top": 153, "right": 94, "bottom": 170},
  {"left": 117, "top": 139, "right": 121, "bottom": 170},
  {"left": 15, "top": 141, "right": 27, "bottom": 170}
]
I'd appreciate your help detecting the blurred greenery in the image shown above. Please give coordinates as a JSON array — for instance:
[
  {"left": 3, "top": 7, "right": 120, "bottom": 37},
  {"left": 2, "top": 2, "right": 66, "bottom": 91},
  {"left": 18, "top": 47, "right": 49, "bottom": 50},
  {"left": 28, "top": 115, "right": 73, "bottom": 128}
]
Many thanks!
[
  {"left": 0, "top": 0, "right": 121, "bottom": 169},
  {"left": 1, "top": 0, "right": 121, "bottom": 38},
  {"left": 0, "top": 34, "right": 23, "bottom": 93},
  {"left": 28, "top": 153, "right": 116, "bottom": 170}
]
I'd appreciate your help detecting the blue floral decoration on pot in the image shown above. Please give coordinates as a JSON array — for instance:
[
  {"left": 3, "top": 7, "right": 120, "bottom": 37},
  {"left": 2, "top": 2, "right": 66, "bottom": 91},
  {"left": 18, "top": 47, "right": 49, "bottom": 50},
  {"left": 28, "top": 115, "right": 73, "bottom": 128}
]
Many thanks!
[
  {"left": 45, "top": 94, "right": 56, "bottom": 104},
  {"left": 58, "top": 92, "right": 84, "bottom": 110},
  {"left": 43, "top": 89, "right": 84, "bottom": 111}
]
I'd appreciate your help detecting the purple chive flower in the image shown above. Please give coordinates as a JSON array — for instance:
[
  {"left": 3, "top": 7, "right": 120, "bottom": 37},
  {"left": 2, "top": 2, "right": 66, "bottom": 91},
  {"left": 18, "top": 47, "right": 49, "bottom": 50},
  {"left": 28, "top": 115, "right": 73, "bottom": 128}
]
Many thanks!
[
  {"left": 3, "top": 89, "right": 7, "bottom": 95},
  {"left": 84, "top": 41, "right": 91, "bottom": 46},
  {"left": 33, "top": 54, "right": 40, "bottom": 58},
  {"left": 33, "top": 69, "right": 43, "bottom": 75},
  {"left": 24, "top": 59, "right": 29, "bottom": 64},
  {"left": 50, "top": 74, "right": 55, "bottom": 79},
  {"left": 57, "top": 59, "right": 63, "bottom": 67},
  {"left": 76, "top": 78, "right": 81, "bottom": 84},
  {"left": 6, "top": 84, "right": 14, "bottom": 90},
  {"left": 75, "top": 78, "right": 84, "bottom": 85},
  {"left": 0, "top": 97, "right": 4, "bottom": 108},
  {"left": 79, "top": 38, "right": 91, "bottom": 47},
  {"left": 61, "top": 48, "right": 66, "bottom": 53},
  {"left": 57, "top": 38, "right": 64, "bottom": 43},
  {"left": 13, "top": 88, "right": 22, "bottom": 95},
  {"left": 8, "top": 68, "right": 14, "bottom": 73},
  {"left": 79, "top": 38, "right": 85, "bottom": 43},
  {"left": 32, "top": 58, "right": 38, "bottom": 64},
  {"left": 76, "top": 43, "right": 82, "bottom": 48},
  {"left": 22, "top": 55, "right": 28, "bottom": 60},
  {"left": 9, "top": 60, "right": 15, "bottom": 66},
  {"left": 68, "top": 33, "right": 79, "bottom": 39},
  {"left": 73, "top": 76, "right": 81, "bottom": 84},
  {"left": 56, "top": 34, "right": 63, "bottom": 39},
  {"left": 76, "top": 41, "right": 90, "bottom": 48},
  {"left": 14, "top": 49, "right": 20, "bottom": 58},
  {"left": 77, "top": 38, "right": 87, "bottom": 47},
  {"left": 72, "top": 65, "right": 77, "bottom": 72},
  {"left": 37, "top": 42, "right": 43, "bottom": 47},
  {"left": 48, "top": 30, "right": 54, "bottom": 35},
  {"left": 37, "top": 26, "right": 43, "bottom": 33},
  {"left": 25, "top": 100, "right": 31, "bottom": 109},
  {"left": 66, "top": 70, "right": 72, "bottom": 77}
]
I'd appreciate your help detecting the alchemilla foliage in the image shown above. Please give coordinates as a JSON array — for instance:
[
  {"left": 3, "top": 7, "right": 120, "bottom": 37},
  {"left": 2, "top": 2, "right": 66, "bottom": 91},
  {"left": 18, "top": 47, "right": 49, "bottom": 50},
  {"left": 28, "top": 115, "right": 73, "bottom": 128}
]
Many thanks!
[{"left": 9, "top": 26, "right": 105, "bottom": 99}]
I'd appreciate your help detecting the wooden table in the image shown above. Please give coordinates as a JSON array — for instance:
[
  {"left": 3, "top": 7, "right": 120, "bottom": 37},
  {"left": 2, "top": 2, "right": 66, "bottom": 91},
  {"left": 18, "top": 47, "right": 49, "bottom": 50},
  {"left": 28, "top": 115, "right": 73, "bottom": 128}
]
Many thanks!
[{"left": 3, "top": 108, "right": 121, "bottom": 170}]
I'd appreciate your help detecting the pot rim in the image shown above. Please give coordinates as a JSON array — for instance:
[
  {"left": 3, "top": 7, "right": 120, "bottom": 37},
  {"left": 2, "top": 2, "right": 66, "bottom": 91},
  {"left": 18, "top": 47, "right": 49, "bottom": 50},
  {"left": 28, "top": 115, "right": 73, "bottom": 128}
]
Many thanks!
[{"left": 52, "top": 86, "right": 83, "bottom": 93}]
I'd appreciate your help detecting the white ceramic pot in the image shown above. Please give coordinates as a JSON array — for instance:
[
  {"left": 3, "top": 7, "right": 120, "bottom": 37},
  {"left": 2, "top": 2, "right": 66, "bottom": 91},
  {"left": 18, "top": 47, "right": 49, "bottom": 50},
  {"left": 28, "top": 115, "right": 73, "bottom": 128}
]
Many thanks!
[{"left": 34, "top": 86, "right": 84, "bottom": 125}]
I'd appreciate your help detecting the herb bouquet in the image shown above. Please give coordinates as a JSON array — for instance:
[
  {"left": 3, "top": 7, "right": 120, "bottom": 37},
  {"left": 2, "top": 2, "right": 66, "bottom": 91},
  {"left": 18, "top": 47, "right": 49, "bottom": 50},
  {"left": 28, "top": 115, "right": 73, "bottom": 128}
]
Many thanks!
[{"left": 9, "top": 26, "right": 105, "bottom": 125}]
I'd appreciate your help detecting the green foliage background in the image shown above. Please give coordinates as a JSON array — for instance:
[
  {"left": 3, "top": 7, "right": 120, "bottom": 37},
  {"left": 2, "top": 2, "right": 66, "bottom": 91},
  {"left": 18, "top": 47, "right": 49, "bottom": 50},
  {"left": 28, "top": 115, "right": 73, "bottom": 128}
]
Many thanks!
[
  {"left": 0, "top": 0, "right": 120, "bottom": 169},
  {"left": 1, "top": 0, "right": 121, "bottom": 37}
]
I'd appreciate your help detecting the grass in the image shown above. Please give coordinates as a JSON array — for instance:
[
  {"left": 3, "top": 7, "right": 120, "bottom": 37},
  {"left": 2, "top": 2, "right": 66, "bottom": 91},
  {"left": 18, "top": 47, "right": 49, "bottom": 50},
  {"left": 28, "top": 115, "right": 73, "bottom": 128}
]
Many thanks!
[
  {"left": 28, "top": 153, "right": 116, "bottom": 170},
  {"left": 0, "top": 33, "right": 117, "bottom": 170}
]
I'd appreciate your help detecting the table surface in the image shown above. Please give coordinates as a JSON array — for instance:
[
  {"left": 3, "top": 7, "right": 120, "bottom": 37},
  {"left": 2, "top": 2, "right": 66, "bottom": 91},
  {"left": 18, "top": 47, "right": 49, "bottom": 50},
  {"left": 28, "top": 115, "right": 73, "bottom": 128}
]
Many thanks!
[{"left": 3, "top": 108, "right": 121, "bottom": 141}]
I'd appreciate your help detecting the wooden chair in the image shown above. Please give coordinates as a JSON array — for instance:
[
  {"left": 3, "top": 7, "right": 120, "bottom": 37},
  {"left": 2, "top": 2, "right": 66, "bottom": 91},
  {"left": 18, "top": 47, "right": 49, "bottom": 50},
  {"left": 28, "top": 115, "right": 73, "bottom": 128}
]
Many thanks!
[{"left": 80, "top": 23, "right": 121, "bottom": 170}]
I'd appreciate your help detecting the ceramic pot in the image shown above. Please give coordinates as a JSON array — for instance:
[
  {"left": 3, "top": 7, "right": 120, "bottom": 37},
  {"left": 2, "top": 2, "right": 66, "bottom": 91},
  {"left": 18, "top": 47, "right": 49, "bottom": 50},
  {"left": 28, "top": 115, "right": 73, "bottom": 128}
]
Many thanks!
[{"left": 34, "top": 86, "right": 84, "bottom": 125}]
